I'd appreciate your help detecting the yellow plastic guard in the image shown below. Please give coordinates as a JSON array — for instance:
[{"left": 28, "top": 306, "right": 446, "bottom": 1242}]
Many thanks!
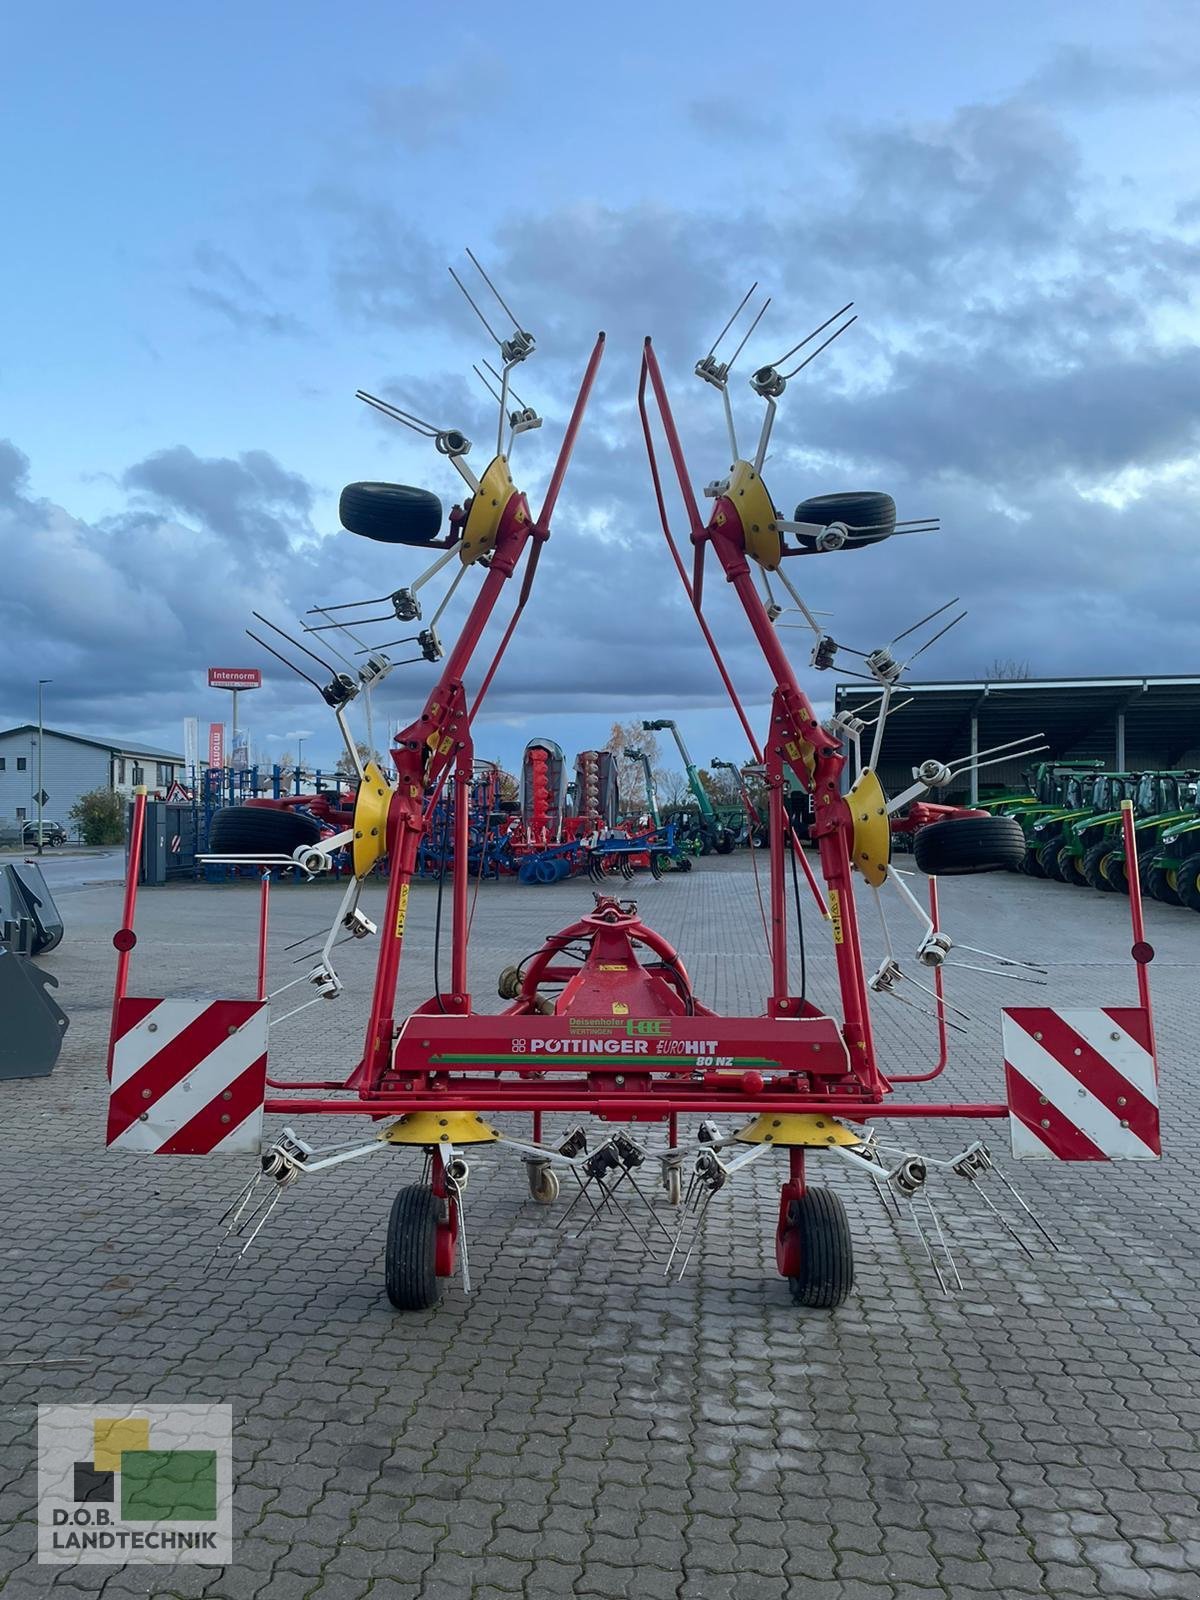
[
  {"left": 352, "top": 761, "right": 395, "bottom": 880},
  {"left": 847, "top": 768, "right": 890, "bottom": 888},
  {"left": 460, "top": 455, "right": 518, "bottom": 565},
  {"left": 380, "top": 1111, "right": 499, "bottom": 1145},
  {"left": 734, "top": 1113, "right": 862, "bottom": 1147},
  {"left": 725, "top": 460, "right": 781, "bottom": 570}
]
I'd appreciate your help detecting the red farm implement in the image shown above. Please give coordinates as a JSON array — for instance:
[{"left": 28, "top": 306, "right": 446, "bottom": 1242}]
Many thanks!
[{"left": 107, "top": 271, "right": 1160, "bottom": 1311}]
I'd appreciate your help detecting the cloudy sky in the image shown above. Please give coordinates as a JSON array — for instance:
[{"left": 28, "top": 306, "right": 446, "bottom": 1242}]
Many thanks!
[{"left": 2, "top": 1, "right": 1197, "bottom": 779}]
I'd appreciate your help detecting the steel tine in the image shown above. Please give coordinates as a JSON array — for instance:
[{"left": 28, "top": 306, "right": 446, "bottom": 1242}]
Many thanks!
[
  {"left": 355, "top": 390, "right": 439, "bottom": 436},
  {"left": 237, "top": 1186, "right": 286, "bottom": 1259},
  {"left": 990, "top": 1168, "right": 1059, "bottom": 1251},
  {"left": 448, "top": 265, "right": 503, "bottom": 347},
  {"left": 614, "top": 1166, "right": 678, "bottom": 1246},
  {"left": 953, "top": 942, "right": 1047, "bottom": 972},
  {"left": 674, "top": 1188, "right": 717, "bottom": 1280},
  {"left": 890, "top": 597, "right": 961, "bottom": 648},
  {"left": 903, "top": 610, "right": 968, "bottom": 669},
  {"left": 246, "top": 631, "right": 325, "bottom": 696},
  {"left": 464, "top": 247, "right": 526, "bottom": 333},
  {"left": 771, "top": 302, "right": 855, "bottom": 368},
  {"left": 922, "top": 1192, "right": 964, "bottom": 1292},
  {"left": 908, "top": 1199, "right": 950, "bottom": 1295},
  {"left": 781, "top": 314, "right": 857, "bottom": 379},
  {"left": 705, "top": 281, "right": 758, "bottom": 359},
  {"left": 727, "top": 297, "right": 772, "bottom": 373},
  {"left": 473, "top": 363, "right": 503, "bottom": 405},
  {"left": 483, "top": 357, "right": 529, "bottom": 410},
  {"left": 556, "top": 1168, "right": 604, "bottom": 1229},
  {"left": 305, "top": 594, "right": 393, "bottom": 613},
  {"left": 251, "top": 612, "right": 339, "bottom": 677},
  {"left": 970, "top": 1179, "right": 1036, "bottom": 1259}
]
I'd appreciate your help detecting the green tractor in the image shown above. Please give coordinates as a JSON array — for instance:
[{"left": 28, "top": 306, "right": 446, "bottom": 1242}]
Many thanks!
[
  {"left": 1055, "top": 773, "right": 1184, "bottom": 890},
  {"left": 1030, "top": 773, "right": 1137, "bottom": 882},
  {"left": 1087, "top": 774, "right": 1199, "bottom": 897},
  {"left": 980, "top": 761, "right": 1107, "bottom": 875},
  {"left": 1142, "top": 796, "right": 1200, "bottom": 909}
]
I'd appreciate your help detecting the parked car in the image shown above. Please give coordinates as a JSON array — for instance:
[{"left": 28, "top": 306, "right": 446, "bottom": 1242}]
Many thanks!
[{"left": 20, "top": 820, "right": 68, "bottom": 847}]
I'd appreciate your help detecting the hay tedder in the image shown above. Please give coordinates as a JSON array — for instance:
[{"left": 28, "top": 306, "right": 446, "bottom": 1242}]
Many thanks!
[{"left": 106, "top": 269, "right": 1161, "bottom": 1310}]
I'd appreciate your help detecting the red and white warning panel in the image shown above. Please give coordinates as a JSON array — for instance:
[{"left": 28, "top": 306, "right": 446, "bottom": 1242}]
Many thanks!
[
  {"left": 107, "top": 998, "right": 269, "bottom": 1155},
  {"left": 1002, "top": 1007, "right": 1160, "bottom": 1162}
]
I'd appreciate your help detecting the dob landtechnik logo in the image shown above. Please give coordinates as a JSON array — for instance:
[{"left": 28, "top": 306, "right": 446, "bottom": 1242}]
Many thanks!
[{"left": 37, "top": 1405, "right": 232, "bottom": 1565}]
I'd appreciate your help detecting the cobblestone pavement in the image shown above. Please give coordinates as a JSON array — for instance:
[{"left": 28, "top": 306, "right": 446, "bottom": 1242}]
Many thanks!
[{"left": 2, "top": 856, "right": 1199, "bottom": 1598}]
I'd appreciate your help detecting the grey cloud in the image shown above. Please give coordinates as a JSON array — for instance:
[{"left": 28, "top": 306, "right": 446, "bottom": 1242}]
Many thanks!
[{"left": 187, "top": 245, "right": 310, "bottom": 338}]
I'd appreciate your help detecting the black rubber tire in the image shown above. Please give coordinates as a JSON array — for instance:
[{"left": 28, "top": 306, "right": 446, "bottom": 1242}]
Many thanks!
[
  {"left": 1147, "top": 864, "right": 1182, "bottom": 906},
  {"left": 1021, "top": 843, "right": 1046, "bottom": 877},
  {"left": 1058, "top": 844, "right": 1086, "bottom": 884},
  {"left": 714, "top": 831, "right": 736, "bottom": 855},
  {"left": 385, "top": 1185, "right": 441, "bottom": 1311},
  {"left": 1038, "top": 837, "right": 1065, "bottom": 880},
  {"left": 787, "top": 1187, "right": 854, "bottom": 1309},
  {"left": 913, "top": 815, "right": 1025, "bottom": 876},
  {"left": 208, "top": 806, "right": 322, "bottom": 856},
  {"left": 676, "top": 855, "right": 692, "bottom": 872},
  {"left": 1177, "top": 855, "right": 1200, "bottom": 913},
  {"left": 793, "top": 491, "right": 896, "bottom": 552},
  {"left": 340, "top": 482, "right": 444, "bottom": 547},
  {"left": 1083, "top": 840, "right": 1117, "bottom": 892}
]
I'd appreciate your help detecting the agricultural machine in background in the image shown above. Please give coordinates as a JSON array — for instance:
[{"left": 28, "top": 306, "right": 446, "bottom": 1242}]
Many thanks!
[
  {"left": 1149, "top": 809, "right": 1200, "bottom": 909},
  {"left": 643, "top": 718, "right": 737, "bottom": 854},
  {"left": 1057, "top": 772, "right": 1193, "bottom": 893},
  {"left": 106, "top": 271, "right": 1161, "bottom": 1319},
  {"left": 1093, "top": 774, "right": 1197, "bottom": 896},
  {"left": 1031, "top": 773, "right": 1137, "bottom": 880},
  {"left": 711, "top": 756, "right": 767, "bottom": 846}
]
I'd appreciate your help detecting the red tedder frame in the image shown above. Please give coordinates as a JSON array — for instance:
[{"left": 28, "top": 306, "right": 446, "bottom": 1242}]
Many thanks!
[{"left": 108, "top": 332, "right": 1155, "bottom": 1146}]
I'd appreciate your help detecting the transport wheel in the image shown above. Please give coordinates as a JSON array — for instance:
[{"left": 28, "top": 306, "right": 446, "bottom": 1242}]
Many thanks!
[
  {"left": 385, "top": 1184, "right": 441, "bottom": 1311},
  {"left": 785, "top": 1187, "right": 854, "bottom": 1309},
  {"left": 793, "top": 491, "right": 896, "bottom": 552},
  {"left": 715, "top": 831, "right": 736, "bottom": 855},
  {"left": 525, "top": 1159, "right": 560, "bottom": 1205},
  {"left": 1177, "top": 855, "right": 1200, "bottom": 912},
  {"left": 1038, "top": 838, "right": 1065, "bottom": 879},
  {"left": 663, "top": 1163, "right": 683, "bottom": 1206},
  {"left": 676, "top": 856, "right": 693, "bottom": 872},
  {"left": 1083, "top": 841, "right": 1117, "bottom": 892},
  {"left": 208, "top": 806, "right": 321, "bottom": 855},
  {"left": 1147, "top": 864, "right": 1182, "bottom": 906},
  {"left": 913, "top": 815, "right": 1024, "bottom": 876},
  {"left": 339, "top": 482, "right": 444, "bottom": 546}
]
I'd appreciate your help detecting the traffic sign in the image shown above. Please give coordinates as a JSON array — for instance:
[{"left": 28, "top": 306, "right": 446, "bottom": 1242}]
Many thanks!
[{"left": 35, "top": 789, "right": 49, "bottom": 806}]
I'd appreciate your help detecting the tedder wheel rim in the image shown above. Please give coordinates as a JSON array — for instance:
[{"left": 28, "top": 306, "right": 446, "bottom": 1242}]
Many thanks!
[
  {"left": 786, "top": 1186, "right": 854, "bottom": 1309},
  {"left": 385, "top": 1184, "right": 441, "bottom": 1311}
]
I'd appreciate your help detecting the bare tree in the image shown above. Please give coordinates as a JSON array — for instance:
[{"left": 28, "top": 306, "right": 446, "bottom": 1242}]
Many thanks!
[
  {"left": 604, "top": 720, "right": 662, "bottom": 809},
  {"left": 986, "top": 658, "right": 1033, "bottom": 681}
]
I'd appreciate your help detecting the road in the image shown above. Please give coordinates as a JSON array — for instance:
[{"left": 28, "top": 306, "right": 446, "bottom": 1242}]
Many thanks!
[{"left": 0, "top": 848, "right": 124, "bottom": 891}]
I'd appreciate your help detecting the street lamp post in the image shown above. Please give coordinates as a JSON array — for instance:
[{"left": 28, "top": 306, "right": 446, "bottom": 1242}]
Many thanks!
[{"left": 36, "top": 678, "right": 51, "bottom": 854}]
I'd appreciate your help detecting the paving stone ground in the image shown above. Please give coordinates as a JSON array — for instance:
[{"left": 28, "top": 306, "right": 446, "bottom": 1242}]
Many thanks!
[{"left": 2, "top": 854, "right": 1199, "bottom": 1599}]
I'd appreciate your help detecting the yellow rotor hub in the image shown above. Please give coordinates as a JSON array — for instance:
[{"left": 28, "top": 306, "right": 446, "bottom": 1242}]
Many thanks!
[
  {"left": 719, "top": 460, "right": 782, "bottom": 570},
  {"left": 351, "top": 760, "right": 395, "bottom": 880},
  {"left": 380, "top": 1111, "right": 500, "bottom": 1146},
  {"left": 847, "top": 768, "right": 890, "bottom": 888},
  {"left": 735, "top": 1114, "right": 863, "bottom": 1148},
  {"left": 460, "top": 455, "right": 519, "bottom": 565}
]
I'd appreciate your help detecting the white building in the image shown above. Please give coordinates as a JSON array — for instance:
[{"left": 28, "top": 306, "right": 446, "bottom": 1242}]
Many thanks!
[{"left": 0, "top": 726, "right": 187, "bottom": 839}]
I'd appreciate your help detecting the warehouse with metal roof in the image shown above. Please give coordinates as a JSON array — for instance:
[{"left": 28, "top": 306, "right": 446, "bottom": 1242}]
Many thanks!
[{"left": 833, "top": 676, "right": 1200, "bottom": 803}]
